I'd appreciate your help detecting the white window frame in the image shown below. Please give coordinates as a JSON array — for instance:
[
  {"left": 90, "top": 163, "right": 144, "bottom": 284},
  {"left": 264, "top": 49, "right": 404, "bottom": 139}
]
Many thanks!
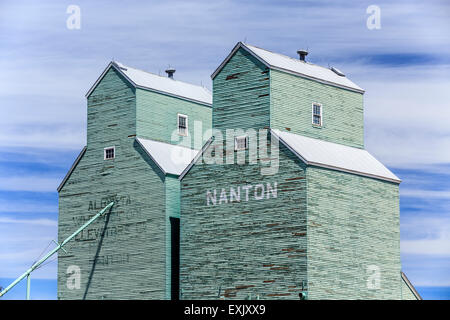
[
  {"left": 234, "top": 136, "right": 248, "bottom": 151},
  {"left": 104, "top": 146, "right": 115, "bottom": 160},
  {"left": 312, "top": 103, "right": 323, "bottom": 127},
  {"left": 177, "top": 113, "right": 188, "bottom": 136}
]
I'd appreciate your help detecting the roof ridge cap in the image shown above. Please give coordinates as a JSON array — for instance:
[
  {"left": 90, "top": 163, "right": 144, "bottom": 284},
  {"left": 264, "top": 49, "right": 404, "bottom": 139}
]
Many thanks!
[
  {"left": 244, "top": 44, "right": 336, "bottom": 74},
  {"left": 115, "top": 61, "right": 211, "bottom": 92}
]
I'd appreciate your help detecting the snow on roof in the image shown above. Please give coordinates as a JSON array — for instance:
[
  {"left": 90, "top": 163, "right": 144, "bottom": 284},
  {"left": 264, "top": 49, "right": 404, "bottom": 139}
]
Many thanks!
[
  {"left": 272, "top": 129, "right": 400, "bottom": 183},
  {"left": 211, "top": 42, "right": 364, "bottom": 93},
  {"left": 87, "top": 61, "right": 212, "bottom": 106},
  {"left": 136, "top": 137, "right": 199, "bottom": 176}
]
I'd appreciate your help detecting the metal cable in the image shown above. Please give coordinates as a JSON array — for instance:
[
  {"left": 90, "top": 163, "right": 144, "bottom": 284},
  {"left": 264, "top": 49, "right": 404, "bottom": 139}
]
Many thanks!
[{"left": 31, "top": 240, "right": 53, "bottom": 266}]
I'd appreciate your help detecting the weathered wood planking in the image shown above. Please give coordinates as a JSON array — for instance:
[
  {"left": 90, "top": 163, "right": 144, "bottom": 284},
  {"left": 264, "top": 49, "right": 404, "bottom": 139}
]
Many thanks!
[
  {"left": 180, "top": 45, "right": 408, "bottom": 300},
  {"left": 58, "top": 66, "right": 211, "bottom": 299}
]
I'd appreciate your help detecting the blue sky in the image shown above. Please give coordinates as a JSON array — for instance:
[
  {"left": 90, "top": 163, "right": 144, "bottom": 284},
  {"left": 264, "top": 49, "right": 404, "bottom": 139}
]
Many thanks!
[{"left": 0, "top": 0, "right": 449, "bottom": 299}]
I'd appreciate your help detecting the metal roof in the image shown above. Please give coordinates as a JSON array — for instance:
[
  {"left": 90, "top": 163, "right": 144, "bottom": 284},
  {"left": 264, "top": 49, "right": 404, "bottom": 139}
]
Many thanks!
[
  {"left": 86, "top": 61, "right": 212, "bottom": 106},
  {"left": 272, "top": 129, "right": 400, "bottom": 183},
  {"left": 211, "top": 42, "right": 364, "bottom": 93},
  {"left": 136, "top": 137, "right": 200, "bottom": 176}
]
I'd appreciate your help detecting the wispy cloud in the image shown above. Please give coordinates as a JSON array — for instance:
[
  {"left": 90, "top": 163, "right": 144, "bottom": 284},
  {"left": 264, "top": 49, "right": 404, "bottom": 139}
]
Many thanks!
[
  {"left": 401, "top": 254, "right": 450, "bottom": 287},
  {"left": 401, "top": 213, "right": 450, "bottom": 255},
  {"left": 0, "top": 199, "right": 57, "bottom": 213},
  {"left": 362, "top": 70, "right": 450, "bottom": 168},
  {"left": 0, "top": 176, "right": 60, "bottom": 192},
  {"left": 401, "top": 189, "right": 450, "bottom": 199},
  {"left": 402, "top": 238, "right": 450, "bottom": 256},
  {"left": 0, "top": 215, "right": 57, "bottom": 279},
  {"left": 0, "top": 217, "right": 57, "bottom": 226}
]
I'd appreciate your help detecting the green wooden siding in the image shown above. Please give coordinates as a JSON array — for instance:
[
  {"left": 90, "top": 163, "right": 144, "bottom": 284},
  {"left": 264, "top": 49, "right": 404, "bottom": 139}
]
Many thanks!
[
  {"left": 87, "top": 68, "right": 136, "bottom": 146},
  {"left": 58, "top": 65, "right": 212, "bottom": 299},
  {"left": 58, "top": 45, "right": 410, "bottom": 300},
  {"left": 180, "top": 49, "right": 306, "bottom": 299},
  {"left": 179, "top": 45, "right": 405, "bottom": 299},
  {"left": 306, "top": 166, "right": 401, "bottom": 299},
  {"left": 212, "top": 47, "right": 270, "bottom": 131},
  {"left": 136, "top": 88, "right": 212, "bottom": 149},
  {"left": 180, "top": 142, "right": 308, "bottom": 299},
  {"left": 58, "top": 68, "right": 167, "bottom": 299},
  {"left": 270, "top": 69, "right": 364, "bottom": 148}
]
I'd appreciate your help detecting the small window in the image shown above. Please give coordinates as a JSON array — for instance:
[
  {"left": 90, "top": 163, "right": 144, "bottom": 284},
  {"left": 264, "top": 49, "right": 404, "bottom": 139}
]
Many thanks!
[
  {"left": 312, "top": 103, "right": 322, "bottom": 126},
  {"left": 178, "top": 114, "right": 188, "bottom": 136},
  {"left": 235, "top": 136, "right": 248, "bottom": 151},
  {"left": 104, "top": 146, "right": 115, "bottom": 160}
]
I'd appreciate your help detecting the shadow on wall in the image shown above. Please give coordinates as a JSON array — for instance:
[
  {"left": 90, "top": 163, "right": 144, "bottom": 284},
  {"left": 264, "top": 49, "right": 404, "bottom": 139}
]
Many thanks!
[{"left": 82, "top": 206, "right": 113, "bottom": 299}]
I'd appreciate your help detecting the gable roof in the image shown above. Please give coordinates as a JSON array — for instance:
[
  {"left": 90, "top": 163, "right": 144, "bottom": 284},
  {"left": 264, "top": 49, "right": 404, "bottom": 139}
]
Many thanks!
[
  {"left": 271, "top": 129, "right": 400, "bottom": 183},
  {"left": 136, "top": 137, "right": 200, "bottom": 176},
  {"left": 57, "top": 146, "right": 87, "bottom": 192},
  {"left": 178, "top": 137, "right": 213, "bottom": 180},
  {"left": 86, "top": 61, "right": 212, "bottom": 106},
  {"left": 401, "top": 271, "right": 422, "bottom": 300},
  {"left": 211, "top": 42, "right": 364, "bottom": 93}
]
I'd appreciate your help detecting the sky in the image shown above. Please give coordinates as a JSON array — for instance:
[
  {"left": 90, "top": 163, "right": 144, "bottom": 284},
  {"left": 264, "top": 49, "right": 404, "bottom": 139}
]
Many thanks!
[{"left": 0, "top": 0, "right": 449, "bottom": 300}]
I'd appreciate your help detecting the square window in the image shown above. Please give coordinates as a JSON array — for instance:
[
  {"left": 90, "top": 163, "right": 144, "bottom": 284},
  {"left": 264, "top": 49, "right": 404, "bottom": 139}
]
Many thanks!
[
  {"left": 178, "top": 114, "right": 188, "bottom": 136},
  {"left": 104, "top": 147, "right": 115, "bottom": 160},
  {"left": 235, "top": 136, "right": 248, "bottom": 151}
]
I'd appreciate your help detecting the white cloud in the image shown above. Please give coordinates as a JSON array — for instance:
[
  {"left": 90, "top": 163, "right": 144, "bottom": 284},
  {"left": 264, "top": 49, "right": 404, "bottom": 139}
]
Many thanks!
[
  {"left": 401, "top": 214, "right": 450, "bottom": 256},
  {"left": 402, "top": 238, "right": 450, "bottom": 256},
  {"left": 0, "top": 176, "right": 61, "bottom": 192},
  {"left": 401, "top": 189, "right": 450, "bottom": 199},
  {"left": 0, "top": 125, "right": 85, "bottom": 150},
  {"left": 0, "top": 218, "right": 57, "bottom": 279},
  {"left": 0, "top": 199, "right": 57, "bottom": 213},
  {"left": 0, "top": 217, "right": 57, "bottom": 226},
  {"left": 0, "top": 0, "right": 449, "bottom": 158},
  {"left": 358, "top": 65, "right": 450, "bottom": 168},
  {"left": 400, "top": 253, "right": 450, "bottom": 287}
]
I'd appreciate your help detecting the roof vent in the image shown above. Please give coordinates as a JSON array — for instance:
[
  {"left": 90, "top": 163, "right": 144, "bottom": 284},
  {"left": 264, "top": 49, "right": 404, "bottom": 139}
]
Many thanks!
[
  {"left": 165, "top": 67, "right": 176, "bottom": 79},
  {"left": 297, "top": 49, "right": 308, "bottom": 62},
  {"left": 331, "top": 66, "right": 345, "bottom": 76}
]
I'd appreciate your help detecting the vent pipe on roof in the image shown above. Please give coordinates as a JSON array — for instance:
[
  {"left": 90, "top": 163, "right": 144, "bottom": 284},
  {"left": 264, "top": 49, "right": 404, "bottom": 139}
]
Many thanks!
[
  {"left": 165, "top": 67, "right": 176, "bottom": 79},
  {"left": 297, "top": 49, "right": 308, "bottom": 62}
]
